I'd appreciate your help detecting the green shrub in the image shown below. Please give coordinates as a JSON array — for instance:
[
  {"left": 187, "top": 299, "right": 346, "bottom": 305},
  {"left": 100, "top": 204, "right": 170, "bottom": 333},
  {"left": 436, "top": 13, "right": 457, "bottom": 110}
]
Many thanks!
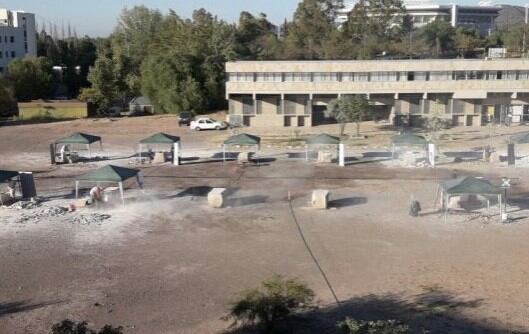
[
  {"left": 51, "top": 319, "right": 123, "bottom": 334},
  {"left": 226, "top": 275, "right": 314, "bottom": 331},
  {"left": 338, "top": 318, "right": 409, "bottom": 334}
]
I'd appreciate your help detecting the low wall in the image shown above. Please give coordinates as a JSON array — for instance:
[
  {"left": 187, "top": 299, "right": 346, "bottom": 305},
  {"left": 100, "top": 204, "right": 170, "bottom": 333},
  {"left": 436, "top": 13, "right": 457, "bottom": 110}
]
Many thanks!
[{"left": 18, "top": 101, "right": 94, "bottom": 121}]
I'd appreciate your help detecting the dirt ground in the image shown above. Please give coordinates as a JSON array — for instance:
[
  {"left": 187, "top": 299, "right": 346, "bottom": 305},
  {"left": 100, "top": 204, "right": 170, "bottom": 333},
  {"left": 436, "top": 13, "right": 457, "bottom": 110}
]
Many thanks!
[{"left": 2, "top": 116, "right": 529, "bottom": 333}]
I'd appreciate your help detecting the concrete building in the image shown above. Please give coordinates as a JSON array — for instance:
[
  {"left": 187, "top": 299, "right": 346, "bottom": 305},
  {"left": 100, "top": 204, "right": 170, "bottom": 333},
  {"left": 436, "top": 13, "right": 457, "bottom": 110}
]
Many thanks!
[
  {"left": 225, "top": 59, "right": 529, "bottom": 128},
  {"left": 0, "top": 8, "right": 37, "bottom": 72},
  {"left": 337, "top": 2, "right": 500, "bottom": 36}
]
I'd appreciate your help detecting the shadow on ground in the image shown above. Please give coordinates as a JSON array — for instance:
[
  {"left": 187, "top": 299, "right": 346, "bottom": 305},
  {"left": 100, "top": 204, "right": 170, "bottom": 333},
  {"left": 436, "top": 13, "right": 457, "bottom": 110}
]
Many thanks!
[
  {"left": 222, "top": 288, "right": 525, "bottom": 334},
  {"left": 329, "top": 197, "right": 367, "bottom": 208},
  {"left": 0, "top": 300, "right": 59, "bottom": 318}
]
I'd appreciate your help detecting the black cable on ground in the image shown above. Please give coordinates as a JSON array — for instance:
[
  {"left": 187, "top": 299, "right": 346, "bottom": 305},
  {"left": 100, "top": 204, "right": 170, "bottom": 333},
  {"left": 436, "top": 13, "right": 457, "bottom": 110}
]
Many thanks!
[{"left": 287, "top": 199, "right": 340, "bottom": 305}]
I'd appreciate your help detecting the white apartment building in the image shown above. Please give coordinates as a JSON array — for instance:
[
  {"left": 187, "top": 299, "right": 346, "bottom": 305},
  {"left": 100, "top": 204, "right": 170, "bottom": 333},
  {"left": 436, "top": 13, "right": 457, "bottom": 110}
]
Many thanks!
[
  {"left": 337, "top": 1, "right": 500, "bottom": 36},
  {"left": 0, "top": 8, "right": 37, "bottom": 72}
]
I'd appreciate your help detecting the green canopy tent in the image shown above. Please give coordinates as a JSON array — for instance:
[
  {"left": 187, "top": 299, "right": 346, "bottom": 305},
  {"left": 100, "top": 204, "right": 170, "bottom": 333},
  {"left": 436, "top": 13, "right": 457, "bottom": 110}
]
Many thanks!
[
  {"left": 0, "top": 170, "right": 20, "bottom": 205},
  {"left": 75, "top": 165, "right": 140, "bottom": 206},
  {"left": 54, "top": 132, "right": 103, "bottom": 161},
  {"left": 223, "top": 133, "right": 261, "bottom": 163},
  {"left": 0, "top": 170, "right": 19, "bottom": 183},
  {"left": 138, "top": 133, "right": 181, "bottom": 164},
  {"left": 391, "top": 133, "right": 428, "bottom": 158},
  {"left": 510, "top": 132, "right": 529, "bottom": 144},
  {"left": 305, "top": 134, "right": 343, "bottom": 165},
  {"left": 435, "top": 176, "right": 502, "bottom": 220}
]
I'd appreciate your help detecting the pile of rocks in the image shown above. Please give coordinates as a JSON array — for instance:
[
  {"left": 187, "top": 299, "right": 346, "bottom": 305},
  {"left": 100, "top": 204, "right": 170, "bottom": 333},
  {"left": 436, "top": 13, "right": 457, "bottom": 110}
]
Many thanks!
[{"left": 71, "top": 213, "right": 111, "bottom": 225}]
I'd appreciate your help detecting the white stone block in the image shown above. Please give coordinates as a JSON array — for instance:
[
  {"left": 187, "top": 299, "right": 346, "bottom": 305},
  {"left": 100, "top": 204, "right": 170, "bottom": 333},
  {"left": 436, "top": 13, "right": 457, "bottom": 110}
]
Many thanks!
[
  {"left": 317, "top": 151, "right": 333, "bottom": 163},
  {"left": 237, "top": 152, "right": 251, "bottom": 164},
  {"left": 311, "top": 189, "right": 329, "bottom": 209},
  {"left": 208, "top": 188, "right": 226, "bottom": 208}
]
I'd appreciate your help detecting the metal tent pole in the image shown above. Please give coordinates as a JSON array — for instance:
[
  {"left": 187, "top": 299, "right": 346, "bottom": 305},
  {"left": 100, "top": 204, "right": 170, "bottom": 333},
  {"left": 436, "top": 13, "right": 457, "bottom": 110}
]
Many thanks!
[
  {"left": 75, "top": 181, "right": 79, "bottom": 199},
  {"left": 119, "top": 182, "right": 125, "bottom": 207}
]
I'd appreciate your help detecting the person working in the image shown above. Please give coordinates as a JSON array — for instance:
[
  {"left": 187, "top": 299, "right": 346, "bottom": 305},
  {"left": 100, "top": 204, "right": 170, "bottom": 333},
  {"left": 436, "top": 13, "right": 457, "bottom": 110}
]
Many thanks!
[
  {"left": 6, "top": 179, "right": 16, "bottom": 199},
  {"left": 89, "top": 186, "right": 103, "bottom": 204}
]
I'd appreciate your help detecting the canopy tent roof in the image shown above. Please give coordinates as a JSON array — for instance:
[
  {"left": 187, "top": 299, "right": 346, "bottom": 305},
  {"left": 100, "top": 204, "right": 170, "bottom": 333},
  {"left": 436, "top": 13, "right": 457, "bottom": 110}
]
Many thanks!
[
  {"left": 77, "top": 165, "right": 139, "bottom": 183},
  {"left": 510, "top": 132, "right": 529, "bottom": 144},
  {"left": 224, "top": 133, "right": 261, "bottom": 146},
  {"left": 139, "top": 132, "right": 180, "bottom": 145},
  {"left": 440, "top": 176, "right": 501, "bottom": 195},
  {"left": 56, "top": 132, "right": 101, "bottom": 145},
  {"left": 306, "top": 133, "right": 341, "bottom": 145},
  {"left": 0, "top": 170, "right": 18, "bottom": 183},
  {"left": 391, "top": 133, "right": 427, "bottom": 146}
]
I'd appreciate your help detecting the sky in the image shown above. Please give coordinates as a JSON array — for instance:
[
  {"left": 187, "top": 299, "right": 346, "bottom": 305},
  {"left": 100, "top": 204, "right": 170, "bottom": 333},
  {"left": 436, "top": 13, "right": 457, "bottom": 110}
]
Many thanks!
[{"left": 2, "top": 0, "right": 529, "bottom": 37}]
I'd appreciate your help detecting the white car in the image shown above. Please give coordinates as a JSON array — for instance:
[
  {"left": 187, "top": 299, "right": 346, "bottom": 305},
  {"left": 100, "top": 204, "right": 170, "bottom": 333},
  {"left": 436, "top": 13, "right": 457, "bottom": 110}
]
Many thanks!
[{"left": 190, "top": 117, "right": 227, "bottom": 131}]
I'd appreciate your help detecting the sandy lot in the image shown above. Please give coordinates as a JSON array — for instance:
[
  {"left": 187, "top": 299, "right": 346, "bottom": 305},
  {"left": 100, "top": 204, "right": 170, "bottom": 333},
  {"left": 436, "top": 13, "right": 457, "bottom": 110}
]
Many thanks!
[{"left": 1, "top": 116, "right": 529, "bottom": 333}]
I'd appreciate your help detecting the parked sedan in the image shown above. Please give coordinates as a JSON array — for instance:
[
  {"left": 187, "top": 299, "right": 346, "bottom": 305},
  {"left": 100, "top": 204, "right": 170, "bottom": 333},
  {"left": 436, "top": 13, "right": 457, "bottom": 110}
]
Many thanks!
[{"left": 190, "top": 117, "right": 228, "bottom": 131}]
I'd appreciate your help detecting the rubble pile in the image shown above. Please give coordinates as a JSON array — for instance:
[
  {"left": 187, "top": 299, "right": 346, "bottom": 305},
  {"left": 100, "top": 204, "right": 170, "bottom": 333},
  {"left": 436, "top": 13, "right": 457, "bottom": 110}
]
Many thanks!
[
  {"left": 71, "top": 213, "right": 111, "bottom": 225},
  {"left": 1, "top": 201, "right": 112, "bottom": 226},
  {"left": 7, "top": 201, "right": 41, "bottom": 210}
]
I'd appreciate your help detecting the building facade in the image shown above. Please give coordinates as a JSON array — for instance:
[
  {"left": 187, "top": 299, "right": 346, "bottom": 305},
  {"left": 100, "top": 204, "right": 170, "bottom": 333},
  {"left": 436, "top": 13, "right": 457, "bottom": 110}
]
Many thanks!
[
  {"left": 225, "top": 59, "right": 529, "bottom": 128},
  {"left": 337, "top": 2, "right": 500, "bottom": 36},
  {"left": 0, "top": 8, "right": 37, "bottom": 72}
]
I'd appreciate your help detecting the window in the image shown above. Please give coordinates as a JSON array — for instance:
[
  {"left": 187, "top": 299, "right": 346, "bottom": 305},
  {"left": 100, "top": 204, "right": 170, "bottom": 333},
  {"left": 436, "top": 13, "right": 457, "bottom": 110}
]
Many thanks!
[
  {"left": 407, "top": 72, "right": 415, "bottom": 81},
  {"left": 0, "top": 52, "right": 2, "bottom": 59},
  {"left": 255, "top": 72, "right": 282, "bottom": 82},
  {"left": 10, "top": 36, "right": 14, "bottom": 43},
  {"left": 466, "top": 71, "right": 485, "bottom": 80},
  {"left": 229, "top": 72, "right": 254, "bottom": 82},
  {"left": 415, "top": 72, "right": 428, "bottom": 80},
  {"left": 429, "top": 71, "right": 453, "bottom": 81},
  {"left": 518, "top": 71, "right": 529, "bottom": 80},
  {"left": 370, "top": 72, "right": 398, "bottom": 82},
  {"left": 284, "top": 73, "right": 311, "bottom": 82},
  {"left": 312, "top": 72, "right": 339, "bottom": 82},
  {"left": 11, "top": 51, "right": 15, "bottom": 58},
  {"left": 342, "top": 72, "right": 369, "bottom": 81},
  {"left": 503, "top": 71, "right": 517, "bottom": 80}
]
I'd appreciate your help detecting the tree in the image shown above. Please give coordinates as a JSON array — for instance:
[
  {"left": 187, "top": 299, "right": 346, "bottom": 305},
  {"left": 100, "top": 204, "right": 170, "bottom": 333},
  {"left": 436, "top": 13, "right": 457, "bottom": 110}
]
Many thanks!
[
  {"left": 79, "top": 53, "right": 123, "bottom": 111},
  {"left": 51, "top": 319, "right": 123, "bottom": 334},
  {"left": 419, "top": 20, "right": 455, "bottom": 57},
  {"left": 282, "top": 0, "right": 344, "bottom": 59},
  {"left": 502, "top": 24, "right": 528, "bottom": 53},
  {"left": 7, "top": 57, "right": 54, "bottom": 101},
  {"left": 226, "top": 275, "right": 314, "bottom": 332},
  {"left": 0, "top": 75, "right": 17, "bottom": 115},
  {"left": 327, "top": 95, "right": 371, "bottom": 136},
  {"left": 338, "top": 318, "right": 409, "bottom": 334},
  {"left": 235, "top": 12, "right": 280, "bottom": 60},
  {"left": 111, "top": 6, "right": 163, "bottom": 96},
  {"left": 342, "top": 0, "right": 407, "bottom": 59},
  {"left": 140, "top": 53, "right": 205, "bottom": 113},
  {"left": 454, "top": 27, "right": 481, "bottom": 58}
]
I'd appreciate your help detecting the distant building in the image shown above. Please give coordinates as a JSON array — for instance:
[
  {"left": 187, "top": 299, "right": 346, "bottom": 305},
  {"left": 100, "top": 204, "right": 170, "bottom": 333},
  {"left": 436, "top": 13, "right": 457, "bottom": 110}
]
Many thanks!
[
  {"left": 0, "top": 8, "right": 37, "bottom": 73},
  {"left": 129, "top": 96, "right": 155, "bottom": 114},
  {"left": 337, "top": 1, "right": 500, "bottom": 36},
  {"left": 225, "top": 59, "right": 529, "bottom": 128}
]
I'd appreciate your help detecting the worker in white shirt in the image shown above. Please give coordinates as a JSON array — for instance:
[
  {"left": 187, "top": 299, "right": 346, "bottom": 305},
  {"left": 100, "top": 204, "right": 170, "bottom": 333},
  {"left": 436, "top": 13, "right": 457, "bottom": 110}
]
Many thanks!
[
  {"left": 7, "top": 179, "right": 16, "bottom": 198},
  {"left": 89, "top": 186, "right": 103, "bottom": 204}
]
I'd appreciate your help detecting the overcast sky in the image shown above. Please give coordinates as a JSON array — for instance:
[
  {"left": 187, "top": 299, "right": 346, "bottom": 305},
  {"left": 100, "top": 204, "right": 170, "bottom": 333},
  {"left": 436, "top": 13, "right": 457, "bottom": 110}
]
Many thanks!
[{"left": 3, "top": 0, "right": 527, "bottom": 37}]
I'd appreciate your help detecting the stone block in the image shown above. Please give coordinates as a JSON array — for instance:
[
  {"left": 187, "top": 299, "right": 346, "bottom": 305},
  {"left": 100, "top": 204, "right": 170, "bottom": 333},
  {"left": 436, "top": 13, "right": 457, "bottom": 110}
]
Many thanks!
[
  {"left": 152, "top": 152, "right": 166, "bottom": 164},
  {"left": 317, "top": 151, "right": 333, "bottom": 163},
  {"left": 311, "top": 189, "right": 329, "bottom": 209},
  {"left": 208, "top": 188, "right": 226, "bottom": 208}
]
